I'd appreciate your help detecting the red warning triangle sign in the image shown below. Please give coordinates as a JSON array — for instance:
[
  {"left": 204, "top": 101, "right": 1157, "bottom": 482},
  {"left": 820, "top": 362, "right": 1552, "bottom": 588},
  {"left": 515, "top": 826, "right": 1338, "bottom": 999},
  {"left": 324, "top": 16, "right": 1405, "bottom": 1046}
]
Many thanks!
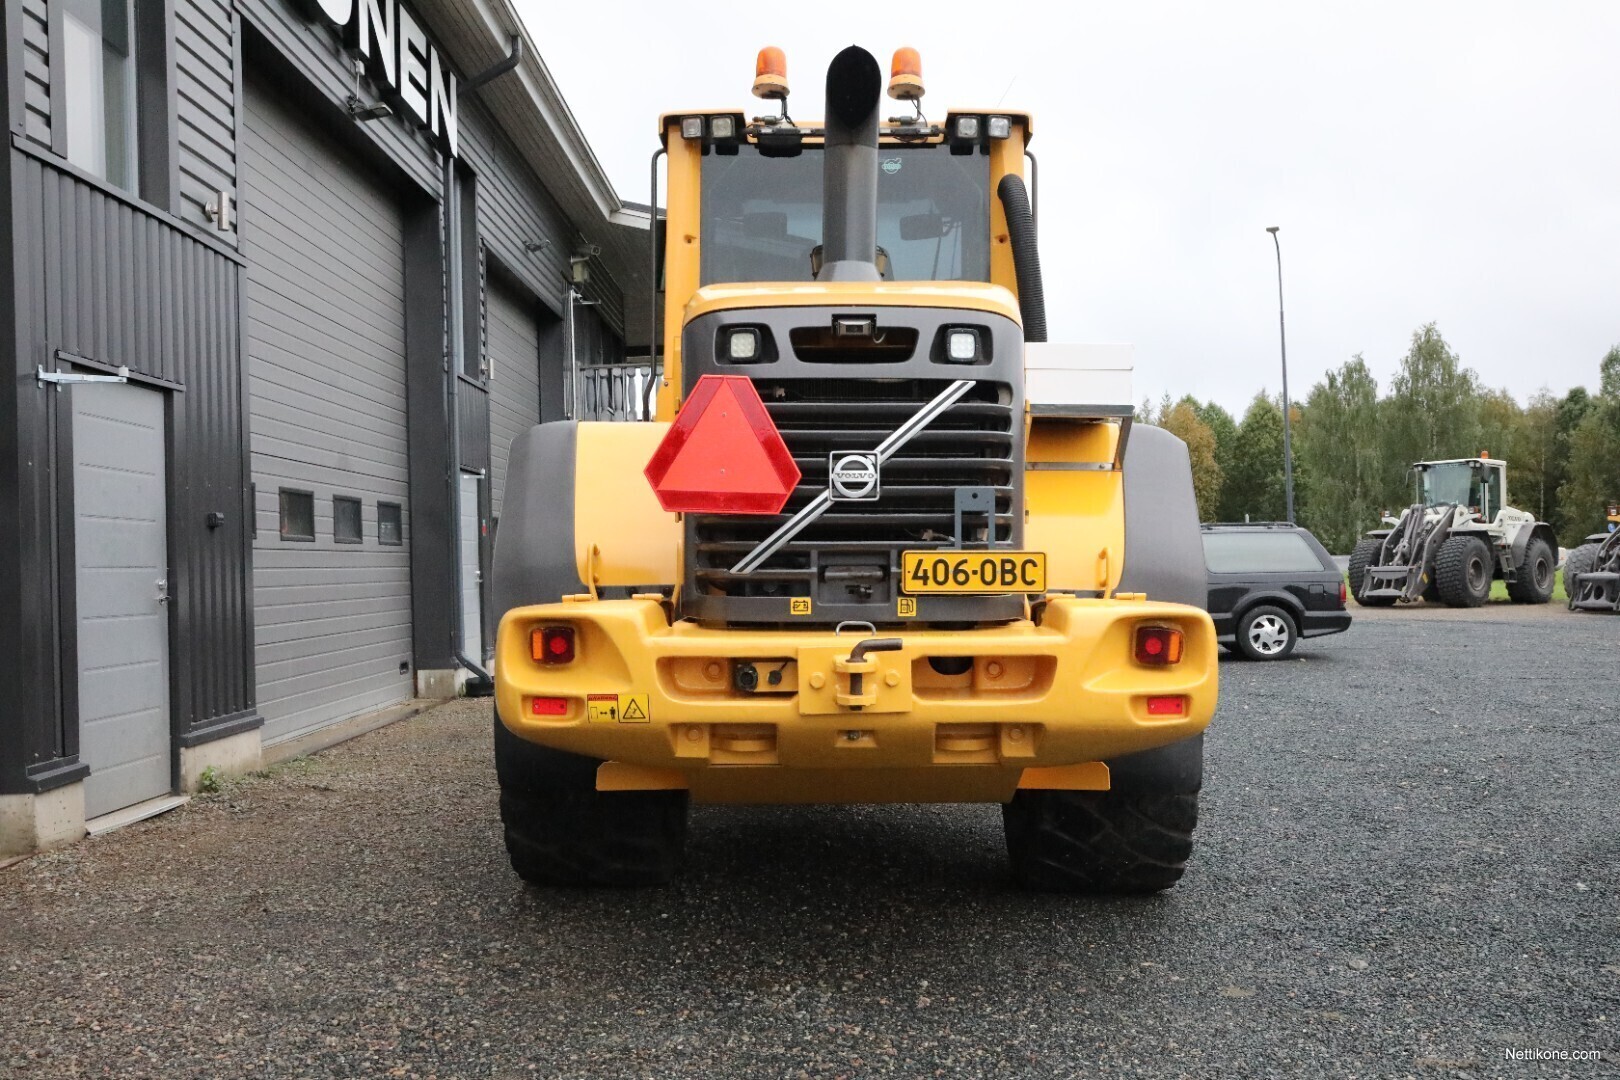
[{"left": 645, "top": 375, "right": 801, "bottom": 515}]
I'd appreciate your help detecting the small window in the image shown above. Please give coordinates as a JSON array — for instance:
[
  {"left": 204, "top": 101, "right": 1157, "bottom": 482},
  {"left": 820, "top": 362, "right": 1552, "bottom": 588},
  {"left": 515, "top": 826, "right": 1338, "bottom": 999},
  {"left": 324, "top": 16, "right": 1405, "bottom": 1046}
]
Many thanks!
[
  {"left": 378, "top": 502, "right": 403, "bottom": 546},
  {"left": 1201, "top": 531, "right": 1325, "bottom": 574},
  {"left": 333, "top": 496, "right": 363, "bottom": 544},
  {"left": 60, "top": 0, "right": 140, "bottom": 189},
  {"left": 279, "top": 489, "right": 314, "bottom": 542}
]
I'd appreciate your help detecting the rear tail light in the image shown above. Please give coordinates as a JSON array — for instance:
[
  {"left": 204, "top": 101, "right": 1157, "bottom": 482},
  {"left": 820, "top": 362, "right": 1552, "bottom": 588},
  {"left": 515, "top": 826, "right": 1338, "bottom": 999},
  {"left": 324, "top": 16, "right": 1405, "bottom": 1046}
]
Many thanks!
[
  {"left": 1146, "top": 695, "right": 1187, "bottom": 717},
  {"left": 1134, "top": 625, "right": 1184, "bottom": 666},
  {"left": 1339, "top": 580, "right": 1348, "bottom": 604},
  {"left": 530, "top": 697, "right": 568, "bottom": 716},
  {"left": 532, "top": 625, "right": 576, "bottom": 664}
]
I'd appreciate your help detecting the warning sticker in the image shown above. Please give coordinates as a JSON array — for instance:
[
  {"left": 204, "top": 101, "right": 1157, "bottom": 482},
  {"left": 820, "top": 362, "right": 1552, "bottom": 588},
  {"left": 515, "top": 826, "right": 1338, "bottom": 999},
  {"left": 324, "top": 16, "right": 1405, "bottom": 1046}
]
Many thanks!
[
  {"left": 790, "top": 597, "right": 813, "bottom": 616},
  {"left": 897, "top": 597, "right": 918, "bottom": 618},
  {"left": 619, "top": 694, "right": 650, "bottom": 723},
  {"left": 587, "top": 695, "right": 620, "bottom": 723}
]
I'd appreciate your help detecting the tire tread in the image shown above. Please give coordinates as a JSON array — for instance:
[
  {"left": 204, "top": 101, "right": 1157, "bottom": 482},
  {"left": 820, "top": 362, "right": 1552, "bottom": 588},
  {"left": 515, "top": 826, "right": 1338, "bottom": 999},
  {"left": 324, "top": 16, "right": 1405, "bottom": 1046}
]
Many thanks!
[
  {"left": 1434, "top": 534, "right": 1491, "bottom": 608},
  {"left": 1003, "top": 789, "right": 1198, "bottom": 893}
]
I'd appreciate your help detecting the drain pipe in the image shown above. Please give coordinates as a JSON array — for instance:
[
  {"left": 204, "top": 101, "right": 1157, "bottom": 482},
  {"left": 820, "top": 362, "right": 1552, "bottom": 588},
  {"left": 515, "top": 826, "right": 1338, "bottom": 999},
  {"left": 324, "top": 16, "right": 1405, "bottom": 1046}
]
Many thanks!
[
  {"left": 443, "top": 151, "right": 493, "bottom": 691},
  {"left": 437, "top": 29, "right": 525, "bottom": 692},
  {"left": 467, "top": 35, "right": 523, "bottom": 92}
]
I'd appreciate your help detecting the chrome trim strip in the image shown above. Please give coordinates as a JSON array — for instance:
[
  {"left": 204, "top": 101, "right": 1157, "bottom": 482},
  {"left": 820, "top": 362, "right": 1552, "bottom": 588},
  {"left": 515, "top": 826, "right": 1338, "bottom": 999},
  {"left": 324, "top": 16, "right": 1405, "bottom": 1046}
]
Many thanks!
[{"left": 730, "top": 379, "right": 977, "bottom": 575}]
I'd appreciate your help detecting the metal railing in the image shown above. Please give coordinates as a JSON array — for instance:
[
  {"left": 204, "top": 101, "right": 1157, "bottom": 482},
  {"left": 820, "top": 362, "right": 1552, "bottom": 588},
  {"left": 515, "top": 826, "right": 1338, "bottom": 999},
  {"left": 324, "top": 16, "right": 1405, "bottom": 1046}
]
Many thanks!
[{"left": 575, "top": 363, "right": 660, "bottom": 422}]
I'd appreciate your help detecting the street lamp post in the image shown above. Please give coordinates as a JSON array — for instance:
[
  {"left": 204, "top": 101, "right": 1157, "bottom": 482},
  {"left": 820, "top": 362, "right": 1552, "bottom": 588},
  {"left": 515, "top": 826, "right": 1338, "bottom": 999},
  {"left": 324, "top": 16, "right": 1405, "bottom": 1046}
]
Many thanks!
[{"left": 1266, "top": 226, "right": 1296, "bottom": 523}]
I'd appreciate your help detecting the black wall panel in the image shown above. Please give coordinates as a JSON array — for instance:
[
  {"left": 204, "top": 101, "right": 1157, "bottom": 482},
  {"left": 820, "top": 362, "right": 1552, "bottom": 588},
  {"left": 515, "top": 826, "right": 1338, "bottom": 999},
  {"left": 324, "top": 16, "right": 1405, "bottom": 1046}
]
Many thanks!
[{"left": 1, "top": 149, "right": 255, "bottom": 793}]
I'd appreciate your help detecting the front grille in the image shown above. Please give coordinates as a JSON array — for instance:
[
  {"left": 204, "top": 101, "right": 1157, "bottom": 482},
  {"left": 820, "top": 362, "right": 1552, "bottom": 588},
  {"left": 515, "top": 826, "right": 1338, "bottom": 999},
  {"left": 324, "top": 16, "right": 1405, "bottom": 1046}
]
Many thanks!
[{"left": 688, "top": 378, "right": 1020, "bottom": 607}]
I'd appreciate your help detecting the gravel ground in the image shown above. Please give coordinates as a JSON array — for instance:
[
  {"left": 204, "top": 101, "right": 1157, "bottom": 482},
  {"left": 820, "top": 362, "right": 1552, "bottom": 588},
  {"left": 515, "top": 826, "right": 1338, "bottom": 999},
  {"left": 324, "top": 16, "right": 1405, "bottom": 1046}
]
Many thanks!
[{"left": 3, "top": 607, "right": 1619, "bottom": 1079}]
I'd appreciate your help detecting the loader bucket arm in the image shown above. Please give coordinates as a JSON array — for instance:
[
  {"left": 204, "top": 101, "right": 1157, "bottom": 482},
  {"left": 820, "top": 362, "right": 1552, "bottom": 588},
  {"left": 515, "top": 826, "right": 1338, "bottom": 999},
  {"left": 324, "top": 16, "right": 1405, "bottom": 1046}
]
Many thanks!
[{"left": 1364, "top": 504, "right": 1460, "bottom": 603}]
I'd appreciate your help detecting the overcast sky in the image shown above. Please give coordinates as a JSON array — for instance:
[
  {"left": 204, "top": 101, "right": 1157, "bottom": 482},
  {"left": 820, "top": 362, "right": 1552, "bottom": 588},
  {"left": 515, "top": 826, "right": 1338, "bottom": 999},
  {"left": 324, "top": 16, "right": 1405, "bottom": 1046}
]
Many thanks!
[{"left": 518, "top": 1, "right": 1620, "bottom": 417}]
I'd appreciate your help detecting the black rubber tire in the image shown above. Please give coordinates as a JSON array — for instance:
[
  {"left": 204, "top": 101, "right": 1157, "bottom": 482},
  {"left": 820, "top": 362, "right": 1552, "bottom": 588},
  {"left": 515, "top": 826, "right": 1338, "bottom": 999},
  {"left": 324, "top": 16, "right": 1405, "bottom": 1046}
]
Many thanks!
[
  {"left": 1421, "top": 579, "right": 1441, "bottom": 603},
  {"left": 1348, "top": 538, "right": 1396, "bottom": 606},
  {"left": 1563, "top": 543, "right": 1599, "bottom": 611},
  {"left": 1003, "top": 788, "right": 1198, "bottom": 893},
  {"left": 1434, "top": 535, "right": 1493, "bottom": 607},
  {"left": 494, "top": 712, "right": 688, "bottom": 886},
  {"left": 1234, "top": 604, "right": 1298, "bottom": 661},
  {"left": 1506, "top": 536, "right": 1555, "bottom": 604}
]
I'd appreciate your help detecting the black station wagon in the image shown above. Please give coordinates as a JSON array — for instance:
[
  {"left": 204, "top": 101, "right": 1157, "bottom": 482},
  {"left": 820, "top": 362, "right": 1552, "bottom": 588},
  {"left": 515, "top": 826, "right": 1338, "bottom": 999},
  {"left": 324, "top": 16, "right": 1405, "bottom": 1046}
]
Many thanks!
[{"left": 1201, "top": 522, "right": 1352, "bottom": 660}]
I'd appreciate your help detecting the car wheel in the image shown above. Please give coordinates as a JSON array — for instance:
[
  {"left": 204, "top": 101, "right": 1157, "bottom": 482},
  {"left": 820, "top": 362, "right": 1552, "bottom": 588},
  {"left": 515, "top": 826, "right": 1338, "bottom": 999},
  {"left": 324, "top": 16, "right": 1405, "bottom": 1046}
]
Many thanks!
[{"left": 1235, "top": 604, "right": 1297, "bottom": 661}]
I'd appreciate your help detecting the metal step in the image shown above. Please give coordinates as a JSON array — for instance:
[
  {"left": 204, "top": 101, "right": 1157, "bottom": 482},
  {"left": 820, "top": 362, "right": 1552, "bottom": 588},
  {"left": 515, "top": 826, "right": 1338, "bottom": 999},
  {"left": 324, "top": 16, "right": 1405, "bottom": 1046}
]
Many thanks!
[{"left": 1359, "top": 586, "right": 1408, "bottom": 600}]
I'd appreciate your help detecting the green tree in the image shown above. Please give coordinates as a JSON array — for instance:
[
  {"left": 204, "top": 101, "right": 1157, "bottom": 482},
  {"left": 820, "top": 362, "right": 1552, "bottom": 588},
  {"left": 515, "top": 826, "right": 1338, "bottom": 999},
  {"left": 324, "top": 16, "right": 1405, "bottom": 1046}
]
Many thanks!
[
  {"left": 1184, "top": 397, "right": 1237, "bottom": 512},
  {"left": 1220, "top": 393, "right": 1288, "bottom": 522},
  {"left": 1295, "top": 356, "right": 1383, "bottom": 552},
  {"left": 1157, "top": 400, "right": 1223, "bottom": 520},
  {"left": 1558, "top": 346, "right": 1620, "bottom": 539},
  {"left": 1477, "top": 388, "right": 1523, "bottom": 465},
  {"left": 1506, "top": 390, "right": 1560, "bottom": 523},
  {"left": 1383, "top": 324, "right": 1482, "bottom": 496},
  {"left": 1550, "top": 385, "right": 1593, "bottom": 540}
]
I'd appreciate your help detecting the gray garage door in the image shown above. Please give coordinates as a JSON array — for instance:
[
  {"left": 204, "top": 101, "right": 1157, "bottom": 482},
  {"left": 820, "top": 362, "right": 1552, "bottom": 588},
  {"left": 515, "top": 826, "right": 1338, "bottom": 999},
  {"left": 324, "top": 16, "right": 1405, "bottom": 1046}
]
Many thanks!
[
  {"left": 486, "top": 276, "right": 542, "bottom": 517},
  {"left": 74, "top": 383, "right": 172, "bottom": 818},
  {"left": 241, "top": 73, "right": 413, "bottom": 744}
]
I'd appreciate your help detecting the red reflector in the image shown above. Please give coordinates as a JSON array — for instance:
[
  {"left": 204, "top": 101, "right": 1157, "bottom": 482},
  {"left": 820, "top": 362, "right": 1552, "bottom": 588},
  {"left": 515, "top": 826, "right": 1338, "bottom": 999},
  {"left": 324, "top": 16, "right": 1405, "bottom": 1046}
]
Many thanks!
[
  {"left": 1146, "top": 695, "right": 1186, "bottom": 717},
  {"left": 532, "top": 625, "right": 575, "bottom": 664},
  {"left": 1134, "top": 625, "right": 1183, "bottom": 666},
  {"left": 531, "top": 697, "right": 568, "bottom": 716},
  {"left": 644, "top": 374, "right": 801, "bottom": 514}
]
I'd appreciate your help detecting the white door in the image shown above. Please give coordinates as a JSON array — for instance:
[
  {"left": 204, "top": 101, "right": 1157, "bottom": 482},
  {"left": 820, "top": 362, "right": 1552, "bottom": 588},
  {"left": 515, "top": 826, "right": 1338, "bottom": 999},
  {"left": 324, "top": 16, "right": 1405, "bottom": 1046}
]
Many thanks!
[
  {"left": 74, "top": 382, "right": 172, "bottom": 818},
  {"left": 460, "top": 472, "right": 484, "bottom": 663}
]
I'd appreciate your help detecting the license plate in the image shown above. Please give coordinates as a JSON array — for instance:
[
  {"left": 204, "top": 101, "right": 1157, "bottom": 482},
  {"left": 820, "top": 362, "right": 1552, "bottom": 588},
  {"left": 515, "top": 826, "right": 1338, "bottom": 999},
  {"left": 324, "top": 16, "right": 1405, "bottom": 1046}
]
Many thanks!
[{"left": 901, "top": 551, "right": 1047, "bottom": 594}]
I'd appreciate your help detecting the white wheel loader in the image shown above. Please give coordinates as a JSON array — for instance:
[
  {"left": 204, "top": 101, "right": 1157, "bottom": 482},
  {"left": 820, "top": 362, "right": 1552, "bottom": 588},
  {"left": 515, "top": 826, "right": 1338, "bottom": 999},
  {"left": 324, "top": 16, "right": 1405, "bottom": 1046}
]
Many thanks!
[{"left": 1347, "top": 456, "right": 1558, "bottom": 608}]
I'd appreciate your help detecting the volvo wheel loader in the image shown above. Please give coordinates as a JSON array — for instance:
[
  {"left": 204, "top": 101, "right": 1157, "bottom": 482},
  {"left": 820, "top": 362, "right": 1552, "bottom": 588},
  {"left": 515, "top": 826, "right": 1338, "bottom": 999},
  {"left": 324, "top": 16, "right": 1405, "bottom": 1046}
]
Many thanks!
[
  {"left": 1348, "top": 455, "right": 1558, "bottom": 608},
  {"left": 490, "top": 45, "right": 1217, "bottom": 892},
  {"left": 1565, "top": 504, "right": 1620, "bottom": 613}
]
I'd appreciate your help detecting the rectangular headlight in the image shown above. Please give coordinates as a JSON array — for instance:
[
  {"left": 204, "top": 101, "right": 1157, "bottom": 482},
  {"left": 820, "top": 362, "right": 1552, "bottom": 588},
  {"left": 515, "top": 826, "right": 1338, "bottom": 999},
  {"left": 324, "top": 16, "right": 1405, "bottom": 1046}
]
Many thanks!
[
  {"left": 987, "top": 115, "right": 1012, "bottom": 139},
  {"left": 681, "top": 116, "right": 704, "bottom": 139},
  {"left": 946, "top": 328, "right": 980, "bottom": 363},
  {"left": 954, "top": 116, "right": 980, "bottom": 140},
  {"left": 709, "top": 115, "right": 735, "bottom": 140},
  {"left": 726, "top": 327, "right": 761, "bottom": 361}
]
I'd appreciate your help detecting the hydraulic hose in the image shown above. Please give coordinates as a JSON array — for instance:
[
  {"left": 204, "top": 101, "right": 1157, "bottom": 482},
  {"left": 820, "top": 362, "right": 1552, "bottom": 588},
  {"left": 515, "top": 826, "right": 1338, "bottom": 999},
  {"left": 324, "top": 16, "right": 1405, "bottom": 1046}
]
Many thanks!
[{"left": 997, "top": 174, "right": 1047, "bottom": 342}]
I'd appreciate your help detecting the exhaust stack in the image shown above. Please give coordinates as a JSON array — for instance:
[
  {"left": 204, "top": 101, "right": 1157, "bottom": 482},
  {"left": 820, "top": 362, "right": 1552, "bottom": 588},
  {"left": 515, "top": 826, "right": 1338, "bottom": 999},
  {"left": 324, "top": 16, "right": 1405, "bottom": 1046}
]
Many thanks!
[{"left": 818, "top": 45, "right": 882, "bottom": 282}]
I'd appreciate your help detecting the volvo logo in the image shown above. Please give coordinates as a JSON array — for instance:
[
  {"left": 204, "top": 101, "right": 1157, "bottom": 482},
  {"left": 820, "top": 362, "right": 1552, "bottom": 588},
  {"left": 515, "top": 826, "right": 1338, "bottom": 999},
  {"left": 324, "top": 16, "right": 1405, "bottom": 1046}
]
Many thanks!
[{"left": 828, "top": 452, "right": 880, "bottom": 501}]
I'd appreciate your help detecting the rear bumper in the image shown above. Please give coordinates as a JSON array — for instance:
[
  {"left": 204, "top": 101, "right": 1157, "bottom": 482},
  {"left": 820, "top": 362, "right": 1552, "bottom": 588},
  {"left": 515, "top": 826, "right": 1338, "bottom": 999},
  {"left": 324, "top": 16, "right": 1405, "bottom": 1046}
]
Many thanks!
[
  {"left": 1214, "top": 609, "right": 1351, "bottom": 641},
  {"left": 494, "top": 596, "right": 1216, "bottom": 802},
  {"left": 1300, "top": 611, "right": 1352, "bottom": 638}
]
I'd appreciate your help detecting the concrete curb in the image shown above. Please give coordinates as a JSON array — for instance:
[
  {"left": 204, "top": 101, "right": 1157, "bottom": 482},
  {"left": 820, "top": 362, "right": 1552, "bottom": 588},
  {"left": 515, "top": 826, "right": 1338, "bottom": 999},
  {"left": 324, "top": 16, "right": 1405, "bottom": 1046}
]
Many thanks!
[{"left": 261, "top": 700, "right": 440, "bottom": 769}]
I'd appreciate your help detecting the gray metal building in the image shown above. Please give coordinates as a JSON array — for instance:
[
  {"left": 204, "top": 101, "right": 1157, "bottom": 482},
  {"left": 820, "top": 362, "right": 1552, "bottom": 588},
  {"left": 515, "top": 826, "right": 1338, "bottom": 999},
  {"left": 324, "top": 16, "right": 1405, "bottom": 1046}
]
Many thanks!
[{"left": 0, "top": 0, "right": 653, "bottom": 853}]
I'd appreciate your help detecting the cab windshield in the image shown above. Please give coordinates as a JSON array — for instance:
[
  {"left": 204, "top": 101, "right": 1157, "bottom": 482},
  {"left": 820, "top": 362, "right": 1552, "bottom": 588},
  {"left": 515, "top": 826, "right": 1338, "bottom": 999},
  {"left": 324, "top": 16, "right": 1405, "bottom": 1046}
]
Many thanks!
[
  {"left": 1419, "top": 462, "right": 1501, "bottom": 516},
  {"left": 699, "top": 144, "right": 991, "bottom": 285}
]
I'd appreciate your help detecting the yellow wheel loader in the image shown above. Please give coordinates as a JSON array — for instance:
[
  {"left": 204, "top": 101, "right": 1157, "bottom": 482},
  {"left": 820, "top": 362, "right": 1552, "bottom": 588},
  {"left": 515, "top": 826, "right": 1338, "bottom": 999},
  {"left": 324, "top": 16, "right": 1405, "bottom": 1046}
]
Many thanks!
[
  {"left": 1565, "top": 504, "right": 1620, "bottom": 613},
  {"left": 490, "top": 46, "right": 1218, "bottom": 891}
]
